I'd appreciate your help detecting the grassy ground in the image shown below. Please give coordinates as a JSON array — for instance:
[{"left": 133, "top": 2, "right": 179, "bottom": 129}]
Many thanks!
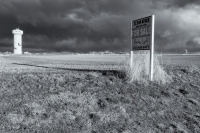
[{"left": 0, "top": 54, "right": 200, "bottom": 133}]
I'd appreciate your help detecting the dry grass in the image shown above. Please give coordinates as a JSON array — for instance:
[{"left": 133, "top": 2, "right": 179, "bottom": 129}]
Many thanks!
[
  {"left": 122, "top": 51, "right": 172, "bottom": 85},
  {"left": 1, "top": 54, "right": 200, "bottom": 132},
  {"left": 188, "top": 64, "right": 200, "bottom": 73}
]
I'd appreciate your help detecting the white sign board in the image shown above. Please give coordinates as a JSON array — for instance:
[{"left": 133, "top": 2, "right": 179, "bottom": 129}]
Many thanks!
[
  {"left": 131, "top": 16, "right": 154, "bottom": 50},
  {"left": 131, "top": 15, "right": 155, "bottom": 81}
]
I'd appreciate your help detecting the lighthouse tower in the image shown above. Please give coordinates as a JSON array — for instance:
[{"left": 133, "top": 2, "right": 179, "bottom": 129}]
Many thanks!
[{"left": 12, "top": 28, "right": 23, "bottom": 54}]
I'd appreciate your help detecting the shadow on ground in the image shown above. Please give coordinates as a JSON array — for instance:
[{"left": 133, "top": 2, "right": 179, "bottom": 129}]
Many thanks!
[{"left": 12, "top": 63, "right": 127, "bottom": 79}]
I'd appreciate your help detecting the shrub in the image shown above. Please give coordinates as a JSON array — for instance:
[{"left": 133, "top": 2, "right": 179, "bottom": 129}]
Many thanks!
[
  {"left": 122, "top": 51, "right": 172, "bottom": 84},
  {"left": 188, "top": 64, "right": 199, "bottom": 73}
]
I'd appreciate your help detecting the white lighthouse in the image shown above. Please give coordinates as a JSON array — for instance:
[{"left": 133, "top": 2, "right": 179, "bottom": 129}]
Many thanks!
[{"left": 12, "top": 28, "right": 23, "bottom": 54}]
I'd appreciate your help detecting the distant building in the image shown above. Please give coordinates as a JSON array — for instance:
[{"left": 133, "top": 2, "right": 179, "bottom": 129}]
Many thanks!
[
  {"left": 4, "top": 51, "right": 12, "bottom": 55},
  {"left": 184, "top": 49, "right": 188, "bottom": 54},
  {"left": 24, "top": 51, "right": 31, "bottom": 55},
  {"left": 104, "top": 51, "right": 112, "bottom": 54}
]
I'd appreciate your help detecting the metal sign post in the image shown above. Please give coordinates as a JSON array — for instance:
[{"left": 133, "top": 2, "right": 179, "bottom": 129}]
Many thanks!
[
  {"left": 150, "top": 15, "right": 155, "bottom": 81},
  {"left": 131, "top": 15, "right": 155, "bottom": 81},
  {"left": 130, "top": 51, "right": 133, "bottom": 68},
  {"left": 130, "top": 21, "right": 133, "bottom": 68}
]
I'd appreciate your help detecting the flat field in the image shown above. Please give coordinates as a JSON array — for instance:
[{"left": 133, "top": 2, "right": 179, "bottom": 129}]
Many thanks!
[
  {"left": 0, "top": 54, "right": 200, "bottom": 133},
  {"left": 0, "top": 54, "right": 127, "bottom": 72}
]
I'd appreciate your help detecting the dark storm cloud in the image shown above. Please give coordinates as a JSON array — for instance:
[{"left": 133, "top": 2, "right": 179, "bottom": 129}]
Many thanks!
[
  {"left": 0, "top": 0, "right": 134, "bottom": 52},
  {"left": 168, "top": 0, "right": 200, "bottom": 8},
  {"left": 149, "top": 0, "right": 200, "bottom": 8},
  {"left": 185, "top": 38, "right": 200, "bottom": 53},
  {"left": 0, "top": 0, "right": 199, "bottom": 53}
]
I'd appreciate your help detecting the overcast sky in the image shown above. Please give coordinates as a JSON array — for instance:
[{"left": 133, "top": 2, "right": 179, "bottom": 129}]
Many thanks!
[{"left": 0, "top": 0, "right": 200, "bottom": 53}]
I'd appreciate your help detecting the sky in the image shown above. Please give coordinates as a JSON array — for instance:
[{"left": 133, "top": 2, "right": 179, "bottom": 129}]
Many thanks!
[{"left": 0, "top": 0, "right": 200, "bottom": 53}]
